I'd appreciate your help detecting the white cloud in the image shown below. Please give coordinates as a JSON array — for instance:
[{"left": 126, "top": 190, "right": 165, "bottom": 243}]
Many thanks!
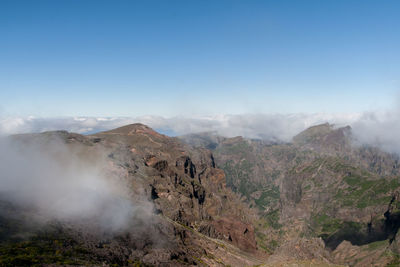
[
  {"left": 2, "top": 109, "right": 400, "bottom": 154},
  {"left": 0, "top": 135, "right": 153, "bottom": 232},
  {"left": 0, "top": 113, "right": 360, "bottom": 142},
  {"left": 137, "top": 113, "right": 361, "bottom": 142},
  {"left": 351, "top": 109, "right": 400, "bottom": 154}
]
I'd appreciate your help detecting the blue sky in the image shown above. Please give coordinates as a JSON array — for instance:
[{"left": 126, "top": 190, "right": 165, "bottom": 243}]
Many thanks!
[{"left": 0, "top": 0, "right": 399, "bottom": 117}]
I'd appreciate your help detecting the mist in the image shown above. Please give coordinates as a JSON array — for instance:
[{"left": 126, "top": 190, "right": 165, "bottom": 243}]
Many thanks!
[
  {"left": 0, "top": 135, "right": 153, "bottom": 232},
  {"left": 1, "top": 107, "right": 400, "bottom": 155},
  {"left": 351, "top": 109, "right": 400, "bottom": 155},
  {"left": 0, "top": 113, "right": 359, "bottom": 141}
]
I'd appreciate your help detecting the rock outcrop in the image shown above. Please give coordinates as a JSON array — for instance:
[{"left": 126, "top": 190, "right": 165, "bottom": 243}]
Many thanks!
[
  {"left": 180, "top": 123, "right": 400, "bottom": 266},
  {"left": 0, "top": 124, "right": 264, "bottom": 266}
]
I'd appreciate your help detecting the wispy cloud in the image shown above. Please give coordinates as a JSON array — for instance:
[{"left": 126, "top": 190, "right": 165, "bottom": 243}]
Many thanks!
[
  {"left": 0, "top": 135, "right": 153, "bottom": 232},
  {"left": 0, "top": 113, "right": 360, "bottom": 142},
  {"left": 2, "top": 107, "right": 400, "bottom": 154},
  {"left": 351, "top": 109, "right": 400, "bottom": 154}
]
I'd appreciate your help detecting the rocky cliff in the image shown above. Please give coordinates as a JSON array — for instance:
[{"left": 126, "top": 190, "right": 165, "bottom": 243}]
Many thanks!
[
  {"left": 180, "top": 123, "right": 400, "bottom": 266},
  {"left": 0, "top": 124, "right": 265, "bottom": 266},
  {"left": 2, "top": 122, "right": 400, "bottom": 266}
]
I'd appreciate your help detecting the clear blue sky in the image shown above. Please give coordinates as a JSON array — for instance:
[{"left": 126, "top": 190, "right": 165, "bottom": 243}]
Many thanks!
[{"left": 1, "top": 0, "right": 399, "bottom": 117}]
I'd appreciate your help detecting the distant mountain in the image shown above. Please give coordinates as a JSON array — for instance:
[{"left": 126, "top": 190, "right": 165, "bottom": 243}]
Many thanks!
[
  {"left": 2, "top": 123, "right": 400, "bottom": 266},
  {"left": 179, "top": 123, "right": 400, "bottom": 266}
]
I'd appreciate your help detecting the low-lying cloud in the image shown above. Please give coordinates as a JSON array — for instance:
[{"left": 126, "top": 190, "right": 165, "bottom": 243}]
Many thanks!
[
  {"left": 0, "top": 113, "right": 359, "bottom": 141},
  {"left": 0, "top": 136, "right": 153, "bottom": 232},
  {"left": 1, "top": 108, "right": 400, "bottom": 154},
  {"left": 351, "top": 109, "right": 400, "bottom": 154}
]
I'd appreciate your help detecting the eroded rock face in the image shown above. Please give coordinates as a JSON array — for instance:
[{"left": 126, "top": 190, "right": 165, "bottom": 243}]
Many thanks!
[
  {"left": 332, "top": 240, "right": 392, "bottom": 267},
  {"left": 199, "top": 216, "right": 257, "bottom": 252},
  {"left": 5, "top": 122, "right": 400, "bottom": 266},
  {"left": 0, "top": 124, "right": 263, "bottom": 266},
  {"left": 180, "top": 123, "right": 400, "bottom": 266},
  {"left": 95, "top": 125, "right": 263, "bottom": 264},
  {"left": 176, "top": 156, "right": 196, "bottom": 178},
  {"left": 265, "top": 237, "right": 332, "bottom": 264}
]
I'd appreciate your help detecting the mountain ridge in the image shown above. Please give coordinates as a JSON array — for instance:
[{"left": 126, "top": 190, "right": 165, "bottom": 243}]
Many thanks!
[
  {"left": 1, "top": 122, "right": 400, "bottom": 266},
  {"left": 179, "top": 122, "right": 400, "bottom": 266}
]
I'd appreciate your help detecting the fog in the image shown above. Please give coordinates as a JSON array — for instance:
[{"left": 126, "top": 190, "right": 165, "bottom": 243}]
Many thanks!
[
  {"left": 0, "top": 136, "right": 153, "bottom": 232},
  {"left": 351, "top": 109, "right": 400, "bottom": 154},
  {"left": 0, "top": 113, "right": 359, "bottom": 141},
  {"left": 1, "top": 107, "right": 400, "bottom": 154}
]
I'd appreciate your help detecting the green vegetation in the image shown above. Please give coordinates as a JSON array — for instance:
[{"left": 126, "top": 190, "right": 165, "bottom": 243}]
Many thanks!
[
  {"left": 0, "top": 236, "right": 92, "bottom": 267},
  {"left": 366, "top": 239, "right": 388, "bottom": 251},
  {"left": 330, "top": 160, "right": 357, "bottom": 173},
  {"left": 335, "top": 175, "right": 399, "bottom": 209},
  {"left": 255, "top": 227, "right": 279, "bottom": 253},
  {"left": 383, "top": 250, "right": 400, "bottom": 267},
  {"left": 299, "top": 158, "right": 325, "bottom": 174},
  {"left": 269, "top": 239, "right": 278, "bottom": 249},
  {"left": 221, "top": 160, "right": 257, "bottom": 199},
  {"left": 255, "top": 231, "right": 269, "bottom": 252},
  {"left": 303, "top": 184, "right": 312, "bottom": 191},
  {"left": 218, "top": 141, "right": 252, "bottom": 155},
  {"left": 263, "top": 210, "right": 282, "bottom": 229},
  {"left": 313, "top": 214, "right": 343, "bottom": 235},
  {"left": 254, "top": 185, "right": 280, "bottom": 209},
  {"left": 0, "top": 231, "right": 151, "bottom": 267}
]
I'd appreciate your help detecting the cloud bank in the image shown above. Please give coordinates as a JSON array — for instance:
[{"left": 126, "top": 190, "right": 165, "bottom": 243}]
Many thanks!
[
  {"left": 351, "top": 109, "right": 400, "bottom": 154},
  {"left": 0, "top": 135, "right": 153, "bottom": 232},
  {"left": 0, "top": 109, "right": 399, "bottom": 154},
  {"left": 0, "top": 113, "right": 359, "bottom": 140}
]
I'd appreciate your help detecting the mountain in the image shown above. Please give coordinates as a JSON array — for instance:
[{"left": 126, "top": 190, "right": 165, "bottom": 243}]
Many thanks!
[
  {"left": 0, "top": 124, "right": 265, "bottom": 266},
  {"left": 2, "top": 122, "right": 400, "bottom": 266},
  {"left": 180, "top": 123, "right": 400, "bottom": 266}
]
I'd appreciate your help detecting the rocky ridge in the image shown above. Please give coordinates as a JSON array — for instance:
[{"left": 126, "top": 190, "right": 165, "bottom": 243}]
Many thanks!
[
  {"left": 2, "top": 122, "right": 400, "bottom": 266},
  {"left": 0, "top": 124, "right": 265, "bottom": 266},
  {"left": 180, "top": 123, "right": 400, "bottom": 266}
]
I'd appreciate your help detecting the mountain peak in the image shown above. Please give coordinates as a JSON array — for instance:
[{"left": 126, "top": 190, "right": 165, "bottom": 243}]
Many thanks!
[
  {"left": 99, "top": 123, "right": 163, "bottom": 137},
  {"left": 293, "top": 123, "right": 333, "bottom": 143},
  {"left": 293, "top": 123, "right": 352, "bottom": 152}
]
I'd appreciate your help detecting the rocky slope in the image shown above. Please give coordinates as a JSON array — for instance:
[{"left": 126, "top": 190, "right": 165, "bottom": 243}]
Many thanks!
[
  {"left": 180, "top": 123, "right": 400, "bottom": 266},
  {"left": 0, "top": 124, "right": 266, "bottom": 266},
  {"left": 2, "top": 122, "right": 400, "bottom": 266}
]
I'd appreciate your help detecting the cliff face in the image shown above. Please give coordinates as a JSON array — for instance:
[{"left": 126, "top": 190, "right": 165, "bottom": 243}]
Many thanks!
[
  {"left": 0, "top": 124, "right": 264, "bottom": 266},
  {"left": 180, "top": 123, "right": 400, "bottom": 266},
  {"left": 95, "top": 124, "right": 259, "bottom": 253},
  {"left": 2, "top": 122, "right": 400, "bottom": 266}
]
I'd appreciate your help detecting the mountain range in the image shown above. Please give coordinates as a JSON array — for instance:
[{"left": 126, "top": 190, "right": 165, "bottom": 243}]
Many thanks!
[{"left": 1, "top": 123, "right": 400, "bottom": 266}]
